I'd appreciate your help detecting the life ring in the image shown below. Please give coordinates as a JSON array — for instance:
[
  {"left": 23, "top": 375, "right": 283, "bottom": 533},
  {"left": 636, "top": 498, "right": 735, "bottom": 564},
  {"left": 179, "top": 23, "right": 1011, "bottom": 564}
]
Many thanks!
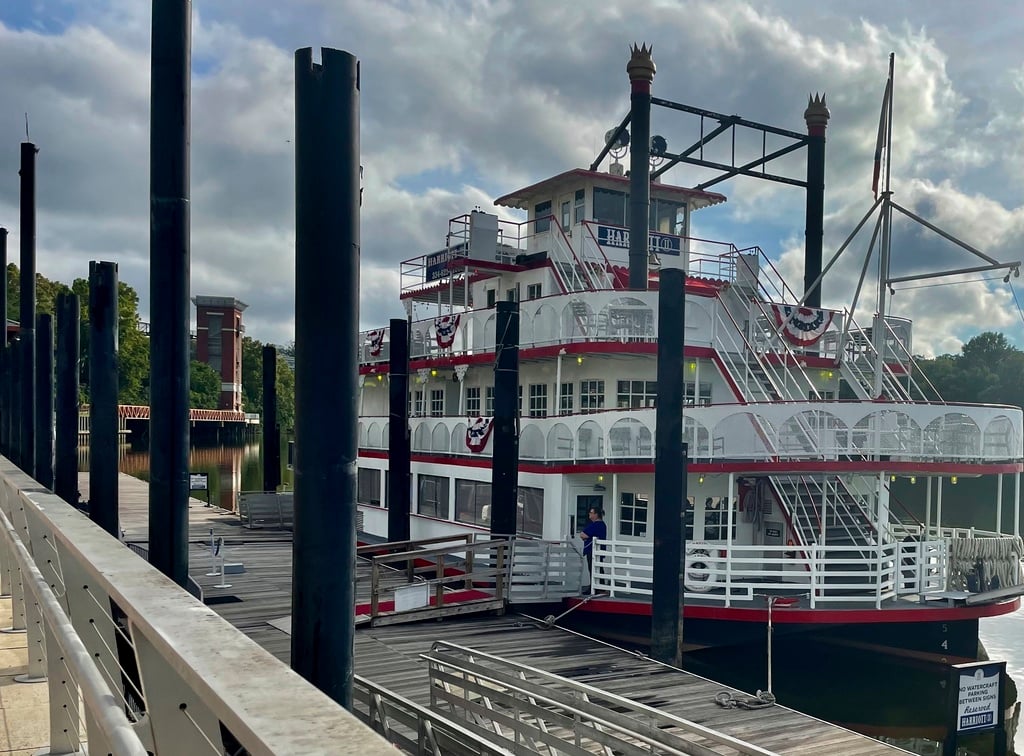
[{"left": 685, "top": 549, "right": 714, "bottom": 593}]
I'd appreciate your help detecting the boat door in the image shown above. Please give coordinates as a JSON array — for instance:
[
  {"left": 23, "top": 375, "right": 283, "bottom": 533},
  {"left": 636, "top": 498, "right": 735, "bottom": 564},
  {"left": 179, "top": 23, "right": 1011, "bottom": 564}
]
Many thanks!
[{"left": 571, "top": 494, "right": 604, "bottom": 537}]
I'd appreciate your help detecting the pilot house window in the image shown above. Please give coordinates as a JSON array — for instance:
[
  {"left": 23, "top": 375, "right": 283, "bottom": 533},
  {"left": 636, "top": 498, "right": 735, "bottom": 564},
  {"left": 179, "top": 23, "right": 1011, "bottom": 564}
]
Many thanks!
[{"left": 535, "top": 201, "right": 552, "bottom": 233}]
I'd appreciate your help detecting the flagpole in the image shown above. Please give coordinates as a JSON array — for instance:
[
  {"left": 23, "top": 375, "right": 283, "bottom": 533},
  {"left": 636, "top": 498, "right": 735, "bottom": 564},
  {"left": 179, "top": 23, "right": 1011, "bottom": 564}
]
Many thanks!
[{"left": 873, "top": 52, "right": 895, "bottom": 401}]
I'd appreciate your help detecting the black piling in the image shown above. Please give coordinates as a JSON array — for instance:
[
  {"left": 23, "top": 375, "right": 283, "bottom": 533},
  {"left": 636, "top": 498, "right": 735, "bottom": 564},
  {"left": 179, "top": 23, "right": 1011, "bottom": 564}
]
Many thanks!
[
  {"left": 34, "top": 314, "right": 54, "bottom": 489},
  {"left": 262, "top": 345, "right": 281, "bottom": 492},
  {"left": 292, "top": 46, "right": 360, "bottom": 709},
  {"left": 19, "top": 142, "right": 38, "bottom": 477},
  {"left": 803, "top": 95, "right": 830, "bottom": 309},
  {"left": 9, "top": 340, "right": 20, "bottom": 465},
  {"left": 89, "top": 262, "right": 119, "bottom": 537},
  {"left": 627, "top": 44, "right": 655, "bottom": 292},
  {"left": 651, "top": 267, "right": 687, "bottom": 666},
  {"left": 490, "top": 301, "right": 519, "bottom": 537},
  {"left": 387, "top": 318, "right": 410, "bottom": 542},
  {"left": 149, "top": 0, "right": 192, "bottom": 586},
  {"left": 55, "top": 292, "right": 80, "bottom": 506}
]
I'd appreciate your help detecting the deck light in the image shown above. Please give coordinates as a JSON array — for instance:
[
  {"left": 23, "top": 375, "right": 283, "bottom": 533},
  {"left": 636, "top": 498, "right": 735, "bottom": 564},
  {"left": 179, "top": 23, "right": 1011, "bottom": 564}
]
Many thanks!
[
  {"left": 377, "top": 374, "right": 383, "bottom": 381},
  {"left": 890, "top": 475, "right": 896, "bottom": 482},
  {"left": 910, "top": 476, "right": 916, "bottom": 484},
  {"left": 951, "top": 476, "right": 958, "bottom": 485},
  {"left": 577, "top": 355, "right": 584, "bottom": 365},
  {"left": 698, "top": 474, "right": 705, "bottom": 485},
  {"left": 430, "top": 368, "right": 438, "bottom": 377},
  {"left": 689, "top": 362, "right": 697, "bottom": 372}
]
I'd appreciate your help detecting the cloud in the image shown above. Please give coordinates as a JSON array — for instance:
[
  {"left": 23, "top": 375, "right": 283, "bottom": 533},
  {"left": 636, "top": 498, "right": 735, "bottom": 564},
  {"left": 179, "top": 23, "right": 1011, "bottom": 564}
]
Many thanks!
[{"left": 0, "top": 0, "right": 1021, "bottom": 359}]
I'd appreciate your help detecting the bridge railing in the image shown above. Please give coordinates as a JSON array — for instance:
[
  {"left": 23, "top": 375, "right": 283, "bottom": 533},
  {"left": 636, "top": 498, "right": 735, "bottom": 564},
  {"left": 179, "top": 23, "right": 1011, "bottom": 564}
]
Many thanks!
[{"left": 0, "top": 458, "right": 394, "bottom": 756}]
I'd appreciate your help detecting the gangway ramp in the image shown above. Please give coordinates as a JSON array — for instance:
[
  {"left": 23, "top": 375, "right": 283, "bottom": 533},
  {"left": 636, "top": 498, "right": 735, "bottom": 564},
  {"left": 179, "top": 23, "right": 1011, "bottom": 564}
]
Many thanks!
[{"left": 353, "top": 616, "right": 910, "bottom": 756}]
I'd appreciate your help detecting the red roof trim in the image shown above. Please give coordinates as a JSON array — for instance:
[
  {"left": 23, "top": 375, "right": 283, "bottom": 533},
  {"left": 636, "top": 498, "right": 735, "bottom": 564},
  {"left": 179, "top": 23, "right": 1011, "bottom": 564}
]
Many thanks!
[{"left": 494, "top": 168, "right": 727, "bottom": 210}]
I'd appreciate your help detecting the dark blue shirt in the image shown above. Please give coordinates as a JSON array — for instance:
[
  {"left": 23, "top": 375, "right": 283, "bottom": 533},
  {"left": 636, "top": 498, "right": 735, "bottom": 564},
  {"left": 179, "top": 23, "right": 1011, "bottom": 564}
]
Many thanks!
[{"left": 582, "top": 520, "right": 606, "bottom": 553}]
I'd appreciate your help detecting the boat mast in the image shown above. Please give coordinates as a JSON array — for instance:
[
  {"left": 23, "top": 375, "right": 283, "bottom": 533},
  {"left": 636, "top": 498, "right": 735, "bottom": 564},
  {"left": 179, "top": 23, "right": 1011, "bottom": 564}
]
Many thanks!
[{"left": 872, "top": 53, "right": 895, "bottom": 399}]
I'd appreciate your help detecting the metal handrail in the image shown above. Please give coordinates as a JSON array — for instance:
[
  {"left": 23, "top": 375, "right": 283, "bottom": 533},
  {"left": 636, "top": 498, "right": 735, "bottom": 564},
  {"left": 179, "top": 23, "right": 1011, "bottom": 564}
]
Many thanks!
[
  {"left": 425, "top": 641, "right": 780, "bottom": 756},
  {"left": 0, "top": 459, "right": 394, "bottom": 755},
  {"left": 0, "top": 507, "right": 148, "bottom": 755}
]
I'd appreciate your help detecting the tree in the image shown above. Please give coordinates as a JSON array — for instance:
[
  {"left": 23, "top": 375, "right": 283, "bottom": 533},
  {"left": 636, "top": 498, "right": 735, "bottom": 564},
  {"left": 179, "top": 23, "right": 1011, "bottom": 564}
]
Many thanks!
[
  {"left": 190, "top": 361, "right": 221, "bottom": 408},
  {"left": 914, "top": 332, "right": 1024, "bottom": 410}
]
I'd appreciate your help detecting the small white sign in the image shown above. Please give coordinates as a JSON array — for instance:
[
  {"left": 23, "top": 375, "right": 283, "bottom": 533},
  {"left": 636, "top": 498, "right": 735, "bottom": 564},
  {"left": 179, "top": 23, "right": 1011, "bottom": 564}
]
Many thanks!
[
  {"left": 394, "top": 583, "right": 430, "bottom": 612},
  {"left": 189, "top": 473, "right": 209, "bottom": 491},
  {"left": 955, "top": 664, "right": 1001, "bottom": 732}
]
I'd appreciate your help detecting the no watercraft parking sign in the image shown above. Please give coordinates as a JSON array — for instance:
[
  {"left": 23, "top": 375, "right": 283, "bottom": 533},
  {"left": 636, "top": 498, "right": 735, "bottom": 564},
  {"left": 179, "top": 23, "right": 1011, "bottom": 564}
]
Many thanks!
[{"left": 953, "top": 661, "right": 1004, "bottom": 733}]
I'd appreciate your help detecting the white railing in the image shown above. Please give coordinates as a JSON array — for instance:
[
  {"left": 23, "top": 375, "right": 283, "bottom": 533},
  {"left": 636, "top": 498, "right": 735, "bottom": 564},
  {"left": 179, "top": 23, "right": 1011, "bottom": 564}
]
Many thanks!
[
  {"left": 359, "top": 400, "right": 1023, "bottom": 464},
  {"left": 590, "top": 539, "right": 950, "bottom": 609},
  {"left": 0, "top": 458, "right": 394, "bottom": 756}
]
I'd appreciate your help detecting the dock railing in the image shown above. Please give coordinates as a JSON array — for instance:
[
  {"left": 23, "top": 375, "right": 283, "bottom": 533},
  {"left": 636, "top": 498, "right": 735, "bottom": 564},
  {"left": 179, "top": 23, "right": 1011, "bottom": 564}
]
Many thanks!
[
  {"left": 0, "top": 458, "right": 395, "bottom": 755},
  {"left": 592, "top": 539, "right": 949, "bottom": 609},
  {"left": 359, "top": 538, "right": 508, "bottom": 626},
  {"left": 424, "top": 640, "right": 780, "bottom": 756}
]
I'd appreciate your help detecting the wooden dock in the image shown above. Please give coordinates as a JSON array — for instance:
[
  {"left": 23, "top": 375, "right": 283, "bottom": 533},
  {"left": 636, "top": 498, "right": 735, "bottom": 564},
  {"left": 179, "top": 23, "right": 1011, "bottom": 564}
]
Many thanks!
[{"left": 99, "top": 472, "right": 909, "bottom": 755}]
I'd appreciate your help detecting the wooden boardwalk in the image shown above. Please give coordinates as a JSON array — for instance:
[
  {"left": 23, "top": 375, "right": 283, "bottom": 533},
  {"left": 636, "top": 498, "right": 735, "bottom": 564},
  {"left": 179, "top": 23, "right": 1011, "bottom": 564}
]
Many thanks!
[{"left": 100, "top": 473, "right": 908, "bottom": 755}]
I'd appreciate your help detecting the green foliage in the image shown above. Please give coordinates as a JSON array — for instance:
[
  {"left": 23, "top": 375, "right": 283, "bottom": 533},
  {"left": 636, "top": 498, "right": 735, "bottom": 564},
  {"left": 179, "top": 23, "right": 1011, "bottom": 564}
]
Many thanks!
[
  {"left": 913, "top": 332, "right": 1024, "bottom": 409},
  {"left": 190, "top": 360, "right": 222, "bottom": 408},
  {"left": 240, "top": 335, "right": 296, "bottom": 431}
]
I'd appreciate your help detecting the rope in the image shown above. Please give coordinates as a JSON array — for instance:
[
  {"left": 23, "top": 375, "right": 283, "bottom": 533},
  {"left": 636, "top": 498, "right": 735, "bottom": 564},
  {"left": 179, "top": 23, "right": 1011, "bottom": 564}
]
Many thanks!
[
  {"left": 948, "top": 537, "right": 1024, "bottom": 591},
  {"left": 714, "top": 690, "right": 776, "bottom": 709}
]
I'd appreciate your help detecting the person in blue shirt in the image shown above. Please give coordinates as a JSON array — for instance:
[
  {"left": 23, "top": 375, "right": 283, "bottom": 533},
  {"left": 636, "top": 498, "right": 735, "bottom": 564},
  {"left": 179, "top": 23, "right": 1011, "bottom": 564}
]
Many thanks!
[{"left": 579, "top": 507, "right": 606, "bottom": 588}]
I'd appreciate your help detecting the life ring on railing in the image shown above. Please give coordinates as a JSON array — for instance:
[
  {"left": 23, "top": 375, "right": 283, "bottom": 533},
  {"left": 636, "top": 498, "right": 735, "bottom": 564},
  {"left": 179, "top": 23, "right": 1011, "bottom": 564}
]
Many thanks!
[{"left": 685, "top": 548, "right": 714, "bottom": 593}]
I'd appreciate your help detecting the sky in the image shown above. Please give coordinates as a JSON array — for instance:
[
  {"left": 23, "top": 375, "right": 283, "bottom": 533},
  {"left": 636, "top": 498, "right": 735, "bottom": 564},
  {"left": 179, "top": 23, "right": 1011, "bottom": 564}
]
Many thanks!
[{"left": 1, "top": 0, "right": 1023, "bottom": 357}]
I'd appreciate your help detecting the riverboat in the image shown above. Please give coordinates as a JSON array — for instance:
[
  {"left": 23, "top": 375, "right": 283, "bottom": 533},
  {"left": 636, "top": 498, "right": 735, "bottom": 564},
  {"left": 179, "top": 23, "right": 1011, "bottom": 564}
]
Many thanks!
[{"left": 353, "top": 50, "right": 1024, "bottom": 662}]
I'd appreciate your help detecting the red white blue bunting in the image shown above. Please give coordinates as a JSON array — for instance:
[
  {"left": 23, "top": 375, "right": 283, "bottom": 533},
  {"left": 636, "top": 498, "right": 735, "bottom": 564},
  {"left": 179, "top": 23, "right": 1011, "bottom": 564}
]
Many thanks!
[
  {"left": 771, "top": 304, "right": 834, "bottom": 347},
  {"left": 366, "top": 329, "right": 385, "bottom": 356},
  {"left": 465, "top": 417, "right": 494, "bottom": 453},
  {"left": 434, "top": 314, "right": 461, "bottom": 349}
]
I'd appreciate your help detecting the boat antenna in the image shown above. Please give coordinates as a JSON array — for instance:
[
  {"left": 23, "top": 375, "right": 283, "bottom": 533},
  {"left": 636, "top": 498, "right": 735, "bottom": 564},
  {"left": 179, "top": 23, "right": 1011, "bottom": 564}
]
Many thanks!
[{"left": 871, "top": 52, "right": 896, "bottom": 399}]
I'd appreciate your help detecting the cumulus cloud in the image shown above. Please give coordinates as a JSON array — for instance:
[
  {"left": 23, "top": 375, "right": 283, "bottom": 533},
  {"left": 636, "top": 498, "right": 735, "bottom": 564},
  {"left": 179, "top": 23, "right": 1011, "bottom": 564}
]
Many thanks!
[{"left": 0, "top": 0, "right": 1022, "bottom": 357}]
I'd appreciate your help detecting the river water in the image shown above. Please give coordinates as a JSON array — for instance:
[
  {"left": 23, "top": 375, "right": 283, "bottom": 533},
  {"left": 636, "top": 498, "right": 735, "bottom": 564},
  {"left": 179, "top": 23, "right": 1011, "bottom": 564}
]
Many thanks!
[{"left": 111, "top": 441, "right": 1022, "bottom": 755}]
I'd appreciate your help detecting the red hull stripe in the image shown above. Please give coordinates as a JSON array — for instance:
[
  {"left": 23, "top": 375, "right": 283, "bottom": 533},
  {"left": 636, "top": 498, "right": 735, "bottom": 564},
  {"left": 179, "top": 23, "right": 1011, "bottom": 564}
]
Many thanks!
[{"left": 564, "top": 596, "right": 1021, "bottom": 624}]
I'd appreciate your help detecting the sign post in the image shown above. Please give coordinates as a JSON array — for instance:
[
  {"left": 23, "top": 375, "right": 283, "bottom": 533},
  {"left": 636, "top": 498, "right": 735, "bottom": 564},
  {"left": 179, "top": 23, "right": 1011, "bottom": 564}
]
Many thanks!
[
  {"left": 189, "top": 472, "right": 210, "bottom": 507},
  {"left": 945, "top": 660, "right": 1006, "bottom": 756}
]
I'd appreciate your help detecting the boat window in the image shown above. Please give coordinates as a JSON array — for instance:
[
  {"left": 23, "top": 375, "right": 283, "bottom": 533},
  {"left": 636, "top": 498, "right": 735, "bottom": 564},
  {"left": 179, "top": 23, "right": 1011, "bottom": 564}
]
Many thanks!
[
  {"left": 485, "top": 386, "right": 495, "bottom": 416},
  {"left": 618, "top": 492, "right": 649, "bottom": 537},
  {"left": 703, "top": 496, "right": 737, "bottom": 541},
  {"left": 559, "top": 382, "right": 574, "bottom": 415},
  {"left": 455, "top": 479, "right": 492, "bottom": 527},
  {"left": 411, "top": 390, "right": 424, "bottom": 416},
  {"left": 430, "top": 389, "right": 445, "bottom": 417},
  {"left": 617, "top": 380, "right": 657, "bottom": 409},
  {"left": 573, "top": 189, "right": 586, "bottom": 225},
  {"left": 486, "top": 288, "right": 496, "bottom": 308},
  {"left": 466, "top": 386, "right": 481, "bottom": 416},
  {"left": 357, "top": 468, "right": 382, "bottom": 507},
  {"left": 418, "top": 475, "right": 450, "bottom": 519},
  {"left": 684, "top": 496, "right": 695, "bottom": 541},
  {"left": 506, "top": 288, "right": 517, "bottom": 302},
  {"left": 684, "top": 381, "right": 712, "bottom": 407},
  {"left": 593, "top": 187, "right": 627, "bottom": 226},
  {"left": 649, "top": 198, "right": 684, "bottom": 235},
  {"left": 534, "top": 200, "right": 552, "bottom": 233},
  {"left": 561, "top": 200, "right": 571, "bottom": 230},
  {"left": 580, "top": 380, "right": 605, "bottom": 413},
  {"left": 528, "top": 384, "right": 548, "bottom": 418},
  {"left": 526, "top": 283, "right": 542, "bottom": 300}
]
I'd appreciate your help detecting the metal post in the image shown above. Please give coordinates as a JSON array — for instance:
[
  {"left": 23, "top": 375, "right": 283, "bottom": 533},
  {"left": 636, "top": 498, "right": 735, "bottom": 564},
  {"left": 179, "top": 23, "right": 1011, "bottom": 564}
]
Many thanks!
[
  {"left": 55, "top": 292, "right": 80, "bottom": 506},
  {"left": 387, "top": 318, "right": 411, "bottom": 542},
  {"left": 651, "top": 267, "right": 686, "bottom": 666},
  {"left": 10, "top": 340, "right": 21, "bottom": 467},
  {"left": 34, "top": 314, "right": 54, "bottom": 489},
  {"left": 89, "top": 262, "right": 119, "bottom": 537},
  {"left": 802, "top": 95, "right": 830, "bottom": 309},
  {"left": 292, "top": 46, "right": 360, "bottom": 709},
  {"left": 262, "top": 345, "right": 281, "bottom": 492},
  {"left": 149, "top": 0, "right": 192, "bottom": 587},
  {"left": 627, "top": 44, "right": 655, "bottom": 291},
  {"left": 19, "top": 142, "right": 38, "bottom": 477},
  {"left": 490, "top": 301, "right": 519, "bottom": 538}
]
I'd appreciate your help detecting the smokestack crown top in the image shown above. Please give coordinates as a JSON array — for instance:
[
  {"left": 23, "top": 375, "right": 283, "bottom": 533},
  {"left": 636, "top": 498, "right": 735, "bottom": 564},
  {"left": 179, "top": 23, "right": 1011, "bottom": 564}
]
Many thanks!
[
  {"left": 804, "top": 93, "right": 830, "bottom": 127},
  {"left": 627, "top": 43, "right": 656, "bottom": 83}
]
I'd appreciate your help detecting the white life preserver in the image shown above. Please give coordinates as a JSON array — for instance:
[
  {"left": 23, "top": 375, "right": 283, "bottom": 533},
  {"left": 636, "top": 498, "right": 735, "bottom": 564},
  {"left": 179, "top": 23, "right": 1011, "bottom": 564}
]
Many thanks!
[{"left": 685, "top": 548, "right": 714, "bottom": 593}]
